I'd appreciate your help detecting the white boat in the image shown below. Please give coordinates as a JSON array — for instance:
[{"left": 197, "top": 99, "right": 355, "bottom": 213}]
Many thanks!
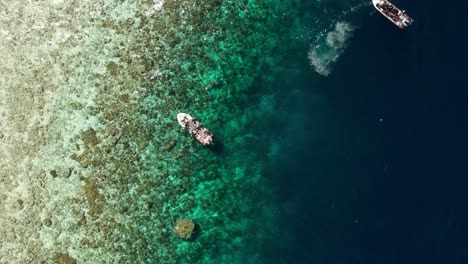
[
  {"left": 177, "top": 113, "right": 214, "bottom": 146},
  {"left": 373, "top": 0, "right": 413, "bottom": 29}
]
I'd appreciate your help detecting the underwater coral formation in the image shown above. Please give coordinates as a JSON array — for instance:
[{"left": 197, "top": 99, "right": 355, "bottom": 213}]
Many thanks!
[
  {"left": 0, "top": 0, "right": 300, "bottom": 263},
  {"left": 173, "top": 218, "right": 196, "bottom": 240},
  {"left": 53, "top": 253, "right": 77, "bottom": 264}
]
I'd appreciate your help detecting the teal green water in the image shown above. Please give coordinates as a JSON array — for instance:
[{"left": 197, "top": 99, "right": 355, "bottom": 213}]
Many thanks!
[{"left": 137, "top": 2, "right": 300, "bottom": 262}]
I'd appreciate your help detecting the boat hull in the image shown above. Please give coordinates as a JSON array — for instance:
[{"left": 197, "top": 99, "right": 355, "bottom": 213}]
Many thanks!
[
  {"left": 177, "top": 113, "right": 214, "bottom": 146},
  {"left": 373, "top": 0, "right": 413, "bottom": 29}
]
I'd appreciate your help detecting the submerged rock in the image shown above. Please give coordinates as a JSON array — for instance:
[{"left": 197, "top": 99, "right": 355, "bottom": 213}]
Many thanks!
[
  {"left": 173, "top": 218, "right": 196, "bottom": 240},
  {"left": 180, "top": 167, "right": 191, "bottom": 176},
  {"left": 82, "top": 128, "right": 99, "bottom": 146}
]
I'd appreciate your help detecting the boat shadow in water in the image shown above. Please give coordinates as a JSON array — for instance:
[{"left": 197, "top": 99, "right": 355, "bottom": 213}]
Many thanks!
[
  {"left": 209, "top": 140, "right": 224, "bottom": 154},
  {"left": 184, "top": 133, "right": 223, "bottom": 153},
  {"left": 190, "top": 223, "right": 202, "bottom": 242}
]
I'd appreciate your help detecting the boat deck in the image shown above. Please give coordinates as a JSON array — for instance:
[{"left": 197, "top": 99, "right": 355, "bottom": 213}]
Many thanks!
[
  {"left": 177, "top": 113, "right": 214, "bottom": 146},
  {"left": 373, "top": 0, "right": 413, "bottom": 28}
]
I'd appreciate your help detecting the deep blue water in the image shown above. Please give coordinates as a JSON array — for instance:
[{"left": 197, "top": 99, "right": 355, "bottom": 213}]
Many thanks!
[{"left": 257, "top": 0, "right": 468, "bottom": 263}]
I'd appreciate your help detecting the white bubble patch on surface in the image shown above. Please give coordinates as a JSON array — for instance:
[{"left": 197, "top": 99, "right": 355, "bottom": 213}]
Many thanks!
[{"left": 308, "top": 21, "right": 355, "bottom": 76}]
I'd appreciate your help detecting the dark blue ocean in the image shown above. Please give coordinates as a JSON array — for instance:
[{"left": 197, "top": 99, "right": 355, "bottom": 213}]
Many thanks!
[{"left": 255, "top": 0, "right": 468, "bottom": 263}]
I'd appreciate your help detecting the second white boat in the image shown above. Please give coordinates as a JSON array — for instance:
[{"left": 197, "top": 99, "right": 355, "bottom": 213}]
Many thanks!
[{"left": 373, "top": 0, "right": 413, "bottom": 29}]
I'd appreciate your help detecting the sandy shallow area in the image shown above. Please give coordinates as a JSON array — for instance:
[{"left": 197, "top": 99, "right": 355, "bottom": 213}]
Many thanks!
[{"left": 0, "top": 1, "right": 118, "bottom": 262}]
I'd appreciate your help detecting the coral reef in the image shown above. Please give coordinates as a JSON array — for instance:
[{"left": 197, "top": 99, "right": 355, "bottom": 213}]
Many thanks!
[
  {"left": 0, "top": 0, "right": 301, "bottom": 263},
  {"left": 53, "top": 253, "right": 77, "bottom": 264},
  {"left": 84, "top": 178, "right": 104, "bottom": 217},
  {"left": 173, "top": 219, "right": 196, "bottom": 240}
]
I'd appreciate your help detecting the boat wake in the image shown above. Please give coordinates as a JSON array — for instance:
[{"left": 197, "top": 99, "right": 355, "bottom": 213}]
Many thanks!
[{"left": 308, "top": 21, "right": 355, "bottom": 76}]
